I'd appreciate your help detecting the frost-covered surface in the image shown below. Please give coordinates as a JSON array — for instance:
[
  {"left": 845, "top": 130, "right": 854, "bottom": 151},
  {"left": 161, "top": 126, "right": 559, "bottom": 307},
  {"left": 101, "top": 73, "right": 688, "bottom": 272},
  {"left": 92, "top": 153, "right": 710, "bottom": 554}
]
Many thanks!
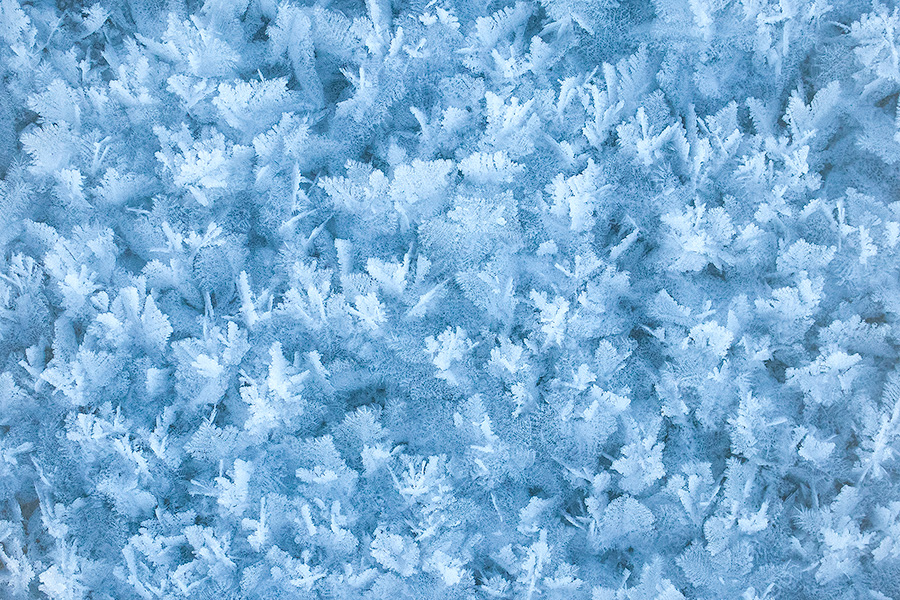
[{"left": 3, "top": 0, "right": 900, "bottom": 598}]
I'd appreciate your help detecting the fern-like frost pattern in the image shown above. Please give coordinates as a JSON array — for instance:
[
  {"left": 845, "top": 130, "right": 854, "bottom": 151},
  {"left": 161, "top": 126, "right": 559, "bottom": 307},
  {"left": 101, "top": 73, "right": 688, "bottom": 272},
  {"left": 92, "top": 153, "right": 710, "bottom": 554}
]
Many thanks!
[{"left": 0, "top": 0, "right": 899, "bottom": 598}]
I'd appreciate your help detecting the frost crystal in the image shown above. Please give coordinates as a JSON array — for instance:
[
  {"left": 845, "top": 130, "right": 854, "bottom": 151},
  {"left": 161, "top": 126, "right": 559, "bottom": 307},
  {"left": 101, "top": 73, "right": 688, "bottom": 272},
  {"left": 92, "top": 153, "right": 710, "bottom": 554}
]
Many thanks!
[{"left": 0, "top": 0, "right": 898, "bottom": 598}]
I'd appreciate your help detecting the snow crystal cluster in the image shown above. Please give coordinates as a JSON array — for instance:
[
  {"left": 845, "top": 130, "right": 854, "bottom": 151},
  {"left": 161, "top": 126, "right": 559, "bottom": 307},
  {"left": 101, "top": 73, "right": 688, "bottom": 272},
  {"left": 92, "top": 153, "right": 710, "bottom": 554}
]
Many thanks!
[{"left": 2, "top": 0, "right": 900, "bottom": 598}]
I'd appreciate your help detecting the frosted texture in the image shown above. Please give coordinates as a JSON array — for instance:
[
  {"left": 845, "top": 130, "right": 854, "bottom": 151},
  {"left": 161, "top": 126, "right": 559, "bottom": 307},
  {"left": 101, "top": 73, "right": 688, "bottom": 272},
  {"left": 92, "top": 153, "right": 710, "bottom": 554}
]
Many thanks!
[{"left": 1, "top": 0, "right": 899, "bottom": 598}]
